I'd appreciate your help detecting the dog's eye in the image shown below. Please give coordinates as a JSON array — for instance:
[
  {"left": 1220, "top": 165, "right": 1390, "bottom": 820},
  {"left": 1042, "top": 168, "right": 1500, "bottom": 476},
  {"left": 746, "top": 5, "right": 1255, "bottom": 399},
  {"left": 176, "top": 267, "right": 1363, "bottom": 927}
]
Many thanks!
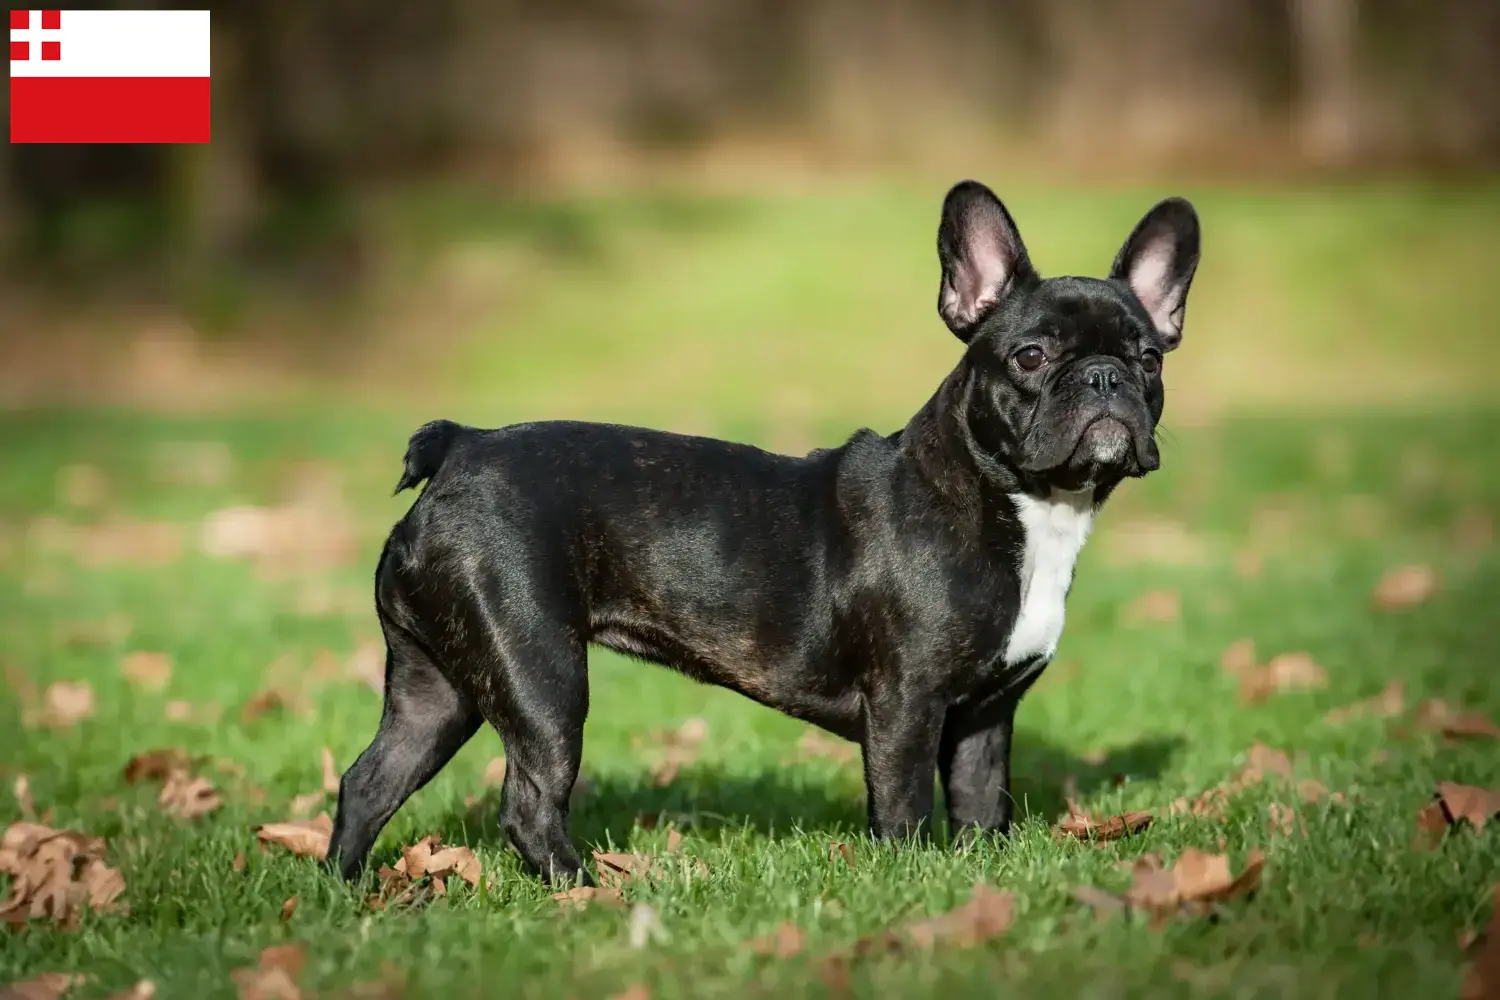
[
  {"left": 1140, "top": 350, "right": 1162, "bottom": 375},
  {"left": 1014, "top": 346, "right": 1047, "bottom": 372}
]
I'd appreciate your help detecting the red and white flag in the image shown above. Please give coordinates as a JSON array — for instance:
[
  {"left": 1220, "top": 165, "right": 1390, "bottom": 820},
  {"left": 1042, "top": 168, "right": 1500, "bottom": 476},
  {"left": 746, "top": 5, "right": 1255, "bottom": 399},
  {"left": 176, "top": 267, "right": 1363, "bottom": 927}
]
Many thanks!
[{"left": 9, "top": 9, "right": 210, "bottom": 143}]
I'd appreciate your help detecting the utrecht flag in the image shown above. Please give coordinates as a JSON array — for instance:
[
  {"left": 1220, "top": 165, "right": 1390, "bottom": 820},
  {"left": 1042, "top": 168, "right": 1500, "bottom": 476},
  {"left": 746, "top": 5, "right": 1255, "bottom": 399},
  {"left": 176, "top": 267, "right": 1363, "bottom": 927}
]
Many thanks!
[{"left": 9, "top": 9, "right": 210, "bottom": 143}]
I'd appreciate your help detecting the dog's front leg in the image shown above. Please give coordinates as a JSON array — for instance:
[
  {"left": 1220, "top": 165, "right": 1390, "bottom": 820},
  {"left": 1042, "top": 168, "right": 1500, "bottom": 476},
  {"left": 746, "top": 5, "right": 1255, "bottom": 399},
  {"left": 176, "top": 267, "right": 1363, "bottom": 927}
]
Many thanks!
[
  {"left": 860, "top": 678, "right": 944, "bottom": 840},
  {"left": 938, "top": 699, "right": 1018, "bottom": 845}
]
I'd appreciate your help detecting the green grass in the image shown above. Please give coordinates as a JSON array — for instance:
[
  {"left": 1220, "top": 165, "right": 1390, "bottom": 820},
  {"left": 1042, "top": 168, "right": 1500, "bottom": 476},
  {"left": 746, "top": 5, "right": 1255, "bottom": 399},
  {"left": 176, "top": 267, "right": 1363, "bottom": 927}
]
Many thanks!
[
  {"left": 1, "top": 405, "right": 1496, "bottom": 999},
  {"left": 3, "top": 179, "right": 1500, "bottom": 997}
]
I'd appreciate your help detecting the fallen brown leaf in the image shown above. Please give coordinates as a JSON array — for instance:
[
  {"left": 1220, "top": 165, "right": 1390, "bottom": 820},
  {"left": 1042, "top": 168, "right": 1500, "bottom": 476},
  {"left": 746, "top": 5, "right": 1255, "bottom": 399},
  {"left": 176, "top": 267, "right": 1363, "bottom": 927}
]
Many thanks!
[
  {"left": 231, "top": 943, "right": 306, "bottom": 1000},
  {"left": 345, "top": 640, "right": 384, "bottom": 695},
  {"left": 902, "top": 883, "right": 1016, "bottom": 948},
  {"left": 1124, "top": 847, "right": 1264, "bottom": 919},
  {"left": 203, "top": 498, "right": 357, "bottom": 576},
  {"left": 2, "top": 972, "right": 87, "bottom": 1000},
  {"left": 320, "top": 748, "right": 340, "bottom": 795},
  {"left": 1219, "top": 638, "right": 1257, "bottom": 677},
  {"left": 120, "top": 652, "right": 172, "bottom": 691},
  {"left": 1435, "top": 783, "right": 1500, "bottom": 833},
  {"left": 1462, "top": 884, "right": 1500, "bottom": 1000},
  {"left": 642, "top": 718, "right": 708, "bottom": 786},
  {"left": 1240, "top": 652, "right": 1327, "bottom": 703},
  {"left": 664, "top": 828, "right": 684, "bottom": 853},
  {"left": 1324, "top": 680, "right": 1406, "bottom": 725},
  {"left": 232, "top": 852, "right": 246, "bottom": 872},
  {"left": 279, "top": 896, "right": 298, "bottom": 922},
  {"left": 829, "top": 841, "right": 856, "bottom": 869},
  {"left": 289, "top": 792, "right": 325, "bottom": 819},
  {"left": 1373, "top": 564, "right": 1438, "bottom": 611},
  {"left": 1169, "top": 786, "right": 1230, "bottom": 821},
  {"left": 0, "top": 821, "right": 125, "bottom": 928},
  {"left": 747, "top": 921, "right": 807, "bottom": 959},
  {"left": 240, "top": 689, "right": 287, "bottom": 724},
  {"left": 104, "top": 981, "right": 157, "bottom": 1000},
  {"left": 256, "top": 812, "right": 332, "bottom": 860},
  {"left": 1054, "top": 801, "right": 1154, "bottom": 842},
  {"left": 592, "top": 850, "right": 661, "bottom": 890},
  {"left": 1296, "top": 778, "right": 1333, "bottom": 803},
  {"left": 1235, "top": 742, "right": 1294, "bottom": 785},
  {"left": 788, "top": 728, "right": 858, "bottom": 766},
  {"left": 1414, "top": 802, "right": 1451, "bottom": 850},
  {"left": 14, "top": 774, "right": 35, "bottom": 819},
  {"left": 158, "top": 772, "right": 222, "bottom": 820},
  {"left": 481, "top": 757, "right": 507, "bottom": 787},
  {"left": 1121, "top": 588, "right": 1181, "bottom": 625},
  {"left": 33, "top": 681, "right": 95, "bottom": 729},
  {"left": 1072, "top": 884, "right": 1127, "bottom": 916},
  {"left": 552, "top": 885, "right": 626, "bottom": 910},
  {"left": 1414, "top": 701, "right": 1500, "bottom": 741},
  {"left": 123, "top": 748, "right": 193, "bottom": 784},
  {"left": 1267, "top": 803, "right": 1302, "bottom": 837}
]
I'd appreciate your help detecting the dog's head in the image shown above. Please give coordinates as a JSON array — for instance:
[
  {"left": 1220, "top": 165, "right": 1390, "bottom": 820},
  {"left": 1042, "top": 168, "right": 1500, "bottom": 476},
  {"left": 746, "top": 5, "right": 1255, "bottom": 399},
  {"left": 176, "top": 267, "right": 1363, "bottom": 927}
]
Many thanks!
[{"left": 936, "top": 181, "right": 1200, "bottom": 492}]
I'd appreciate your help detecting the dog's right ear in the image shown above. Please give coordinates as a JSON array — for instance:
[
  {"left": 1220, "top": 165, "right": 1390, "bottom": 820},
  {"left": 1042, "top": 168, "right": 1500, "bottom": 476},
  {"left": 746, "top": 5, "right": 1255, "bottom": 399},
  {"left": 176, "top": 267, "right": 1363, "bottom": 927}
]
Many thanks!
[{"left": 937, "top": 180, "right": 1038, "bottom": 342}]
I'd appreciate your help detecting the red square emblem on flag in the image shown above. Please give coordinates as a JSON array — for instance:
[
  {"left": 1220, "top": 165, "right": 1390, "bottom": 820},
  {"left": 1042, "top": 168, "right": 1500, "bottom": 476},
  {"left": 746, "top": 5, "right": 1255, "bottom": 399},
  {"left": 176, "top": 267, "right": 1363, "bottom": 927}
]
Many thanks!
[{"left": 10, "top": 9, "right": 212, "bottom": 143}]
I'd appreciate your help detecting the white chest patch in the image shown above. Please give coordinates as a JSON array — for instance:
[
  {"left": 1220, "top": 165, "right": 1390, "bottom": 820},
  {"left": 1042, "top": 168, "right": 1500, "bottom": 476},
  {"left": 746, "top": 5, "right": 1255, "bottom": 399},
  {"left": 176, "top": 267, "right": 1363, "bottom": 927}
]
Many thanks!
[{"left": 1003, "top": 489, "right": 1096, "bottom": 667}]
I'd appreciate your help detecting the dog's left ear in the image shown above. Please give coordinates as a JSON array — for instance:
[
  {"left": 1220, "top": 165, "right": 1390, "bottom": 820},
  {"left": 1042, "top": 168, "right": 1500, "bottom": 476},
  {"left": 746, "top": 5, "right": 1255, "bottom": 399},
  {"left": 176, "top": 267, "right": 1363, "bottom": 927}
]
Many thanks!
[{"left": 1110, "top": 198, "right": 1200, "bottom": 350}]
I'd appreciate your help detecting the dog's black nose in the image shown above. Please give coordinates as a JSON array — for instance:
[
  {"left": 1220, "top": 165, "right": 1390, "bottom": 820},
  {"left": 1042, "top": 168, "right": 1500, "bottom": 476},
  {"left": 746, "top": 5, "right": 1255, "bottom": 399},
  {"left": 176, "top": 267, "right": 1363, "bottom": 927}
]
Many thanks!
[{"left": 1084, "top": 363, "right": 1121, "bottom": 397}]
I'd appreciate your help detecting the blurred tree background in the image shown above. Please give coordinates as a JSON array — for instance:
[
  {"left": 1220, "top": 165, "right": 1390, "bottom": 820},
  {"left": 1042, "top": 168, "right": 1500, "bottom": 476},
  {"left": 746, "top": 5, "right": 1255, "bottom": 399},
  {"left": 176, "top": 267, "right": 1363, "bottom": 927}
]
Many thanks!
[{"left": 1, "top": 0, "right": 1498, "bottom": 413}]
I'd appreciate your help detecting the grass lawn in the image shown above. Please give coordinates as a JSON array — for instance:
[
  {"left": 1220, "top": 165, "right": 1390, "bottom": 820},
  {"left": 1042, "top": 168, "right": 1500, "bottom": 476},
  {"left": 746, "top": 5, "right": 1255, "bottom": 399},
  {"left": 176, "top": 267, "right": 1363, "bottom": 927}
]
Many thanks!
[{"left": 3, "top": 182, "right": 1499, "bottom": 999}]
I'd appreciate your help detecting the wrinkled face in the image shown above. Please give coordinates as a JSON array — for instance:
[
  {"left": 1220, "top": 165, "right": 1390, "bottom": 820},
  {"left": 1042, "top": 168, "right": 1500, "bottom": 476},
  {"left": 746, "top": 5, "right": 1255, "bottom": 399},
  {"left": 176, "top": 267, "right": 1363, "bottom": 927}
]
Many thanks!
[
  {"left": 967, "top": 279, "right": 1165, "bottom": 490},
  {"left": 935, "top": 180, "right": 1200, "bottom": 492}
]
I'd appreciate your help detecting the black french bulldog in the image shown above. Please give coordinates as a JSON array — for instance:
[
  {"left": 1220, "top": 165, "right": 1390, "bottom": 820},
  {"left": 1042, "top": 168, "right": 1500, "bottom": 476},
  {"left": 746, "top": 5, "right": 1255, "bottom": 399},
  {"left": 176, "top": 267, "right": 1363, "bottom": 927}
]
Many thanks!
[{"left": 328, "top": 180, "right": 1200, "bottom": 885}]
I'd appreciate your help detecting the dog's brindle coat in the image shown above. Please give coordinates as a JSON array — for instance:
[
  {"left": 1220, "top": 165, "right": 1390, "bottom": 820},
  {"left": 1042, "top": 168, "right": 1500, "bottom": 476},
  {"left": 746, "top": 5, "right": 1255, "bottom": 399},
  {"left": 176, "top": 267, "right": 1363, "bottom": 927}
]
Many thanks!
[{"left": 328, "top": 181, "right": 1201, "bottom": 885}]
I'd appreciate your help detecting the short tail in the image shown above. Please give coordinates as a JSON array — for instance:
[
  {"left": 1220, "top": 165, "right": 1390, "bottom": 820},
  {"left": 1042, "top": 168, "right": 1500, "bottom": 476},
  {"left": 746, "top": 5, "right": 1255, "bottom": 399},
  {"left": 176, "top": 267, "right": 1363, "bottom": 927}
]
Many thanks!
[{"left": 395, "top": 419, "right": 465, "bottom": 494}]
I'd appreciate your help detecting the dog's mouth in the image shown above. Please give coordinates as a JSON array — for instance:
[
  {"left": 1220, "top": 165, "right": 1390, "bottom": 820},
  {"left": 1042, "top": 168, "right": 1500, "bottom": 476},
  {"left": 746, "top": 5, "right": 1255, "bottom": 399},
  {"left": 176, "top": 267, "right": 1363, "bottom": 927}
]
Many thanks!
[{"left": 1017, "top": 410, "right": 1160, "bottom": 490}]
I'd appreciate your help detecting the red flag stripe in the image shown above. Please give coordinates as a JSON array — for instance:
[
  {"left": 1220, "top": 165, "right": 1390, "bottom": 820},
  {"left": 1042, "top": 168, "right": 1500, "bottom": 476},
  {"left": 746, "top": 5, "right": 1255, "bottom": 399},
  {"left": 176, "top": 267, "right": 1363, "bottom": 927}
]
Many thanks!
[{"left": 10, "top": 77, "right": 211, "bottom": 144}]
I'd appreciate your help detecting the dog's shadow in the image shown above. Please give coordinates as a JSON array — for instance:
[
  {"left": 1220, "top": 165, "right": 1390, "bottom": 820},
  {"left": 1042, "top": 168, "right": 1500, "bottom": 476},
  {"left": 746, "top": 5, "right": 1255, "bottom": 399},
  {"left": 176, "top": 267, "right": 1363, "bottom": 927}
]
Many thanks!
[{"left": 440, "top": 732, "right": 1185, "bottom": 849}]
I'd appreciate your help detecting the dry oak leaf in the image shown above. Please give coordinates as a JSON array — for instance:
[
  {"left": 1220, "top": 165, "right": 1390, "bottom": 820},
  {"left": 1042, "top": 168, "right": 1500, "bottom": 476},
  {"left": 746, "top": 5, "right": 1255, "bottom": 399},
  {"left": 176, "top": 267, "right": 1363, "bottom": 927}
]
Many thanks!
[
  {"left": 158, "top": 772, "right": 222, "bottom": 820},
  {"left": 1054, "top": 801, "right": 1154, "bottom": 842},
  {"left": 231, "top": 943, "right": 305, "bottom": 1000},
  {"left": 240, "top": 689, "right": 288, "bottom": 724},
  {"left": 1121, "top": 588, "right": 1181, "bottom": 625},
  {"left": 0, "top": 821, "right": 125, "bottom": 928},
  {"left": 552, "top": 885, "right": 625, "bottom": 910},
  {"left": 1324, "top": 680, "right": 1406, "bottom": 725},
  {"left": 1235, "top": 742, "right": 1294, "bottom": 786},
  {"left": 34, "top": 681, "right": 95, "bottom": 729},
  {"left": 1267, "top": 803, "right": 1303, "bottom": 837},
  {"left": 320, "top": 748, "right": 340, "bottom": 795},
  {"left": 1462, "top": 884, "right": 1500, "bottom": 1000},
  {"left": 592, "top": 850, "right": 662, "bottom": 890},
  {"left": 1, "top": 972, "right": 87, "bottom": 1000},
  {"left": 642, "top": 718, "right": 708, "bottom": 787},
  {"left": 14, "top": 775, "right": 36, "bottom": 819},
  {"left": 1125, "top": 847, "right": 1264, "bottom": 919},
  {"left": 747, "top": 921, "right": 808, "bottom": 959},
  {"left": 1219, "top": 638, "right": 1257, "bottom": 677},
  {"left": 256, "top": 812, "right": 332, "bottom": 860},
  {"left": 1435, "top": 783, "right": 1500, "bottom": 833},
  {"left": 1414, "top": 700, "right": 1500, "bottom": 741},
  {"left": 1240, "top": 652, "right": 1327, "bottom": 703},
  {"left": 122, "top": 748, "right": 193, "bottom": 784},
  {"left": 901, "top": 882, "right": 1016, "bottom": 949},
  {"left": 829, "top": 841, "right": 856, "bottom": 869},
  {"left": 289, "top": 792, "right": 325, "bottom": 819},
  {"left": 279, "top": 896, "right": 298, "bottom": 922},
  {"left": 788, "top": 728, "right": 859, "bottom": 766},
  {"left": 482, "top": 757, "right": 507, "bottom": 787},
  {"left": 1373, "top": 564, "right": 1438, "bottom": 611},
  {"left": 120, "top": 652, "right": 172, "bottom": 691}
]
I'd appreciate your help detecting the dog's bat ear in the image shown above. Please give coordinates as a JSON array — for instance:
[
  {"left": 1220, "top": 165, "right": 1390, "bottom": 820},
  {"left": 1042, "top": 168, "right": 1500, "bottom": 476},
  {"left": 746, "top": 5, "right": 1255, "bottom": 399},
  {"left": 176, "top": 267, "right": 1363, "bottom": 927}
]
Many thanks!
[
  {"left": 1110, "top": 197, "right": 1200, "bottom": 351},
  {"left": 937, "top": 181, "right": 1038, "bottom": 342}
]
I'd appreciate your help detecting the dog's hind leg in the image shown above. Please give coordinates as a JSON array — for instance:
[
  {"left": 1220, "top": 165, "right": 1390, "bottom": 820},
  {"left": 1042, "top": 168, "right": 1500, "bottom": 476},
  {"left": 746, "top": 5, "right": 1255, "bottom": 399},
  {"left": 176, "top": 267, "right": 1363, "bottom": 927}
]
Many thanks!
[
  {"left": 327, "top": 623, "right": 482, "bottom": 881},
  {"left": 480, "top": 616, "right": 592, "bottom": 887}
]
